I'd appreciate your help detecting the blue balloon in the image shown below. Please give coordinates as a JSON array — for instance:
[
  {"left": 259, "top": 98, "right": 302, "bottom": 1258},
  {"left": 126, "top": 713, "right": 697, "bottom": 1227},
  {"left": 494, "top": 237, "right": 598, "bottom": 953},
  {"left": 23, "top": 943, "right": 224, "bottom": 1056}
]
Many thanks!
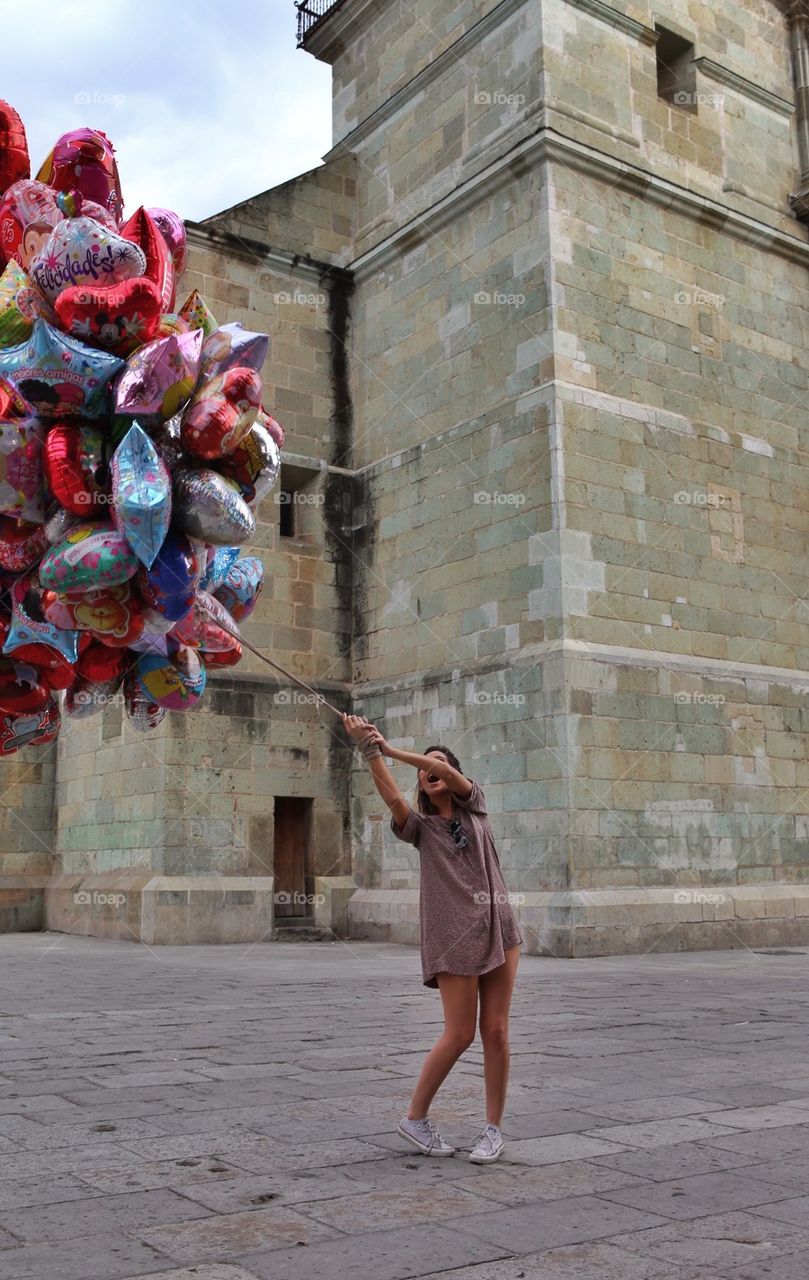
[
  {"left": 136, "top": 529, "right": 202, "bottom": 621},
  {"left": 0, "top": 320, "right": 124, "bottom": 418},
  {"left": 110, "top": 423, "right": 171, "bottom": 569}
]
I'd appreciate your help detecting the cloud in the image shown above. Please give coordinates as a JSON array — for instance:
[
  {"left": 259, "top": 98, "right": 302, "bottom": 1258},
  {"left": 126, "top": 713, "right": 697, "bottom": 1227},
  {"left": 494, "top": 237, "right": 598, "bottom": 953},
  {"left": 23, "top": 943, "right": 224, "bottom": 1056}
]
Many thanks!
[{"left": 2, "top": 0, "right": 333, "bottom": 221}]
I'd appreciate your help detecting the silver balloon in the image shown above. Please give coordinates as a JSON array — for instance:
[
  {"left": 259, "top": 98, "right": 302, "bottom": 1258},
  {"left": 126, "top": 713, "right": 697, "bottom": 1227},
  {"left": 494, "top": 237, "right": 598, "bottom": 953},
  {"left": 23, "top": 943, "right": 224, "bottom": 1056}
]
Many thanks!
[
  {"left": 44, "top": 506, "right": 80, "bottom": 545},
  {"left": 172, "top": 468, "right": 255, "bottom": 546},
  {"left": 64, "top": 678, "right": 120, "bottom": 719},
  {"left": 251, "top": 426, "right": 281, "bottom": 505}
]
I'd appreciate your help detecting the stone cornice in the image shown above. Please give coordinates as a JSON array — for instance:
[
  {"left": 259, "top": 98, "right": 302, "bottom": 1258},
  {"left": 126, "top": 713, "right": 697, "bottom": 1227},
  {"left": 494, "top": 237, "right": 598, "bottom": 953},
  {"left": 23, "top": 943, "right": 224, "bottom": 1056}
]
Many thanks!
[
  {"left": 184, "top": 222, "right": 349, "bottom": 286},
  {"left": 349, "top": 126, "right": 808, "bottom": 279},
  {"left": 563, "top": 0, "right": 657, "bottom": 44},
  {"left": 693, "top": 56, "right": 795, "bottom": 115}
]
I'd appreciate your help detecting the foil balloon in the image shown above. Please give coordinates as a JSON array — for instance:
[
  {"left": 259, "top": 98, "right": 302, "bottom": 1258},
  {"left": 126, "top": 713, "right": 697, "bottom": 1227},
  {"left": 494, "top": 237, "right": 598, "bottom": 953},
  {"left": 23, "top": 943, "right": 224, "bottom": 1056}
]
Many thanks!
[
  {"left": 0, "top": 414, "right": 44, "bottom": 521},
  {"left": 110, "top": 423, "right": 170, "bottom": 568},
  {"left": 213, "top": 555, "right": 264, "bottom": 622},
  {"left": 155, "top": 312, "right": 189, "bottom": 339},
  {"left": 178, "top": 289, "right": 217, "bottom": 335},
  {"left": 114, "top": 327, "right": 203, "bottom": 418},
  {"left": 171, "top": 589, "right": 238, "bottom": 651},
  {"left": 54, "top": 276, "right": 162, "bottom": 355},
  {"left": 0, "top": 260, "right": 49, "bottom": 346},
  {"left": 172, "top": 467, "right": 255, "bottom": 546},
  {"left": 39, "top": 520, "right": 139, "bottom": 592},
  {"left": 29, "top": 216, "right": 146, "bottom": 305},
  {"left": 0, "top": 517, "right": 48, "bottom": 571},
  {"left": 0, "top": 100, "right": 29, "bottom": 197},
  {"left": 0, "top": 700, "right": 60, "bottom": 753},
  {"left": 0, "top": 178, "right": 62, "bottom": 269},
  {"left": 204, "top": 639, "right": 242, "bottom": 667},
  {"left": 199, "top": 544, "right": 240, "bottom": 593},
  {"left": 135, "top": 645, "right": 206, "bottom": 710},
  {"left": 136, "top": 529, "right": 202, "bottom": 620},
  {"left": 120, "top": 207, "right": 175, "bottom": 312},
  {"left": 199, "top": 323, "right": 269, "bottom": 379},
  {"left": 43, "top": 422, "right": 108, "bottom": 517},
  {"left": 77, "top": 641, "right": 127, "bottom": 684},
  {"left": 0, "top": 657, "right": 49, "bottom": 714},
  {"left": 123, "top": 668, "right": 167, "bottom": 730},
  {"left": 43, "top": 581, "right": 144, "bottom": 647},
  {"left": 217, "top": 419, "right": 280, "bottom": 503},
  {"left": 44, "top": 504, "right": 79, "bottom": 544},
  {"left": 258, "top": 408, "right": 284, "bottom": 448},
  {"left": 0, "top": 319, "right": 124, "bottom": 418},
  {"left": 36, "top": 128, "right": 123, "bottom": 224},
  {"left": 147, "top": 207, "right": 187, "bottom": 275},
  {"left": 4, "top": 575, "right": 80, "bottom": 664},
  {"left": 64, "top": 675, "right": 120, "bottom": 719},
  {"left": 181, "top": 366, "right": 261, "bottom": 460}
]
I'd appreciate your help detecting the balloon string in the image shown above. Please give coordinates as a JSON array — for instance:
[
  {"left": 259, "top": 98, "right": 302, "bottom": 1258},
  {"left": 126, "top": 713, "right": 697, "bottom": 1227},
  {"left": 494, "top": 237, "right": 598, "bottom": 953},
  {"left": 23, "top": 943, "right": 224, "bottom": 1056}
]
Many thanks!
[{"left": 214, "top": 616, "right": 344, "bottom": 718}]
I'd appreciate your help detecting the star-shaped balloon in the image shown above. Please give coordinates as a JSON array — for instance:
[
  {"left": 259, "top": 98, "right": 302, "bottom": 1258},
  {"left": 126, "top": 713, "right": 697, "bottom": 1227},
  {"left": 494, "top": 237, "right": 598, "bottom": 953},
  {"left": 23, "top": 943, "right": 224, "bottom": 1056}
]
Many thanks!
[
  {"left": 0, "top": 319, "right": 124, "bottom": 418},
  {"left": 3, "top": 575, "right": 79, "bottom": 664}
]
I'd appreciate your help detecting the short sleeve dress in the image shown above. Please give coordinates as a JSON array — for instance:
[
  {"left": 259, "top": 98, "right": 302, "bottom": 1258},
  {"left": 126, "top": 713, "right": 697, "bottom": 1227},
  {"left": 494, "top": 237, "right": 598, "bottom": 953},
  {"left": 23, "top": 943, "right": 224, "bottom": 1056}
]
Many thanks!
[{"left": 390, "top": 780, "right": 524, "bottom": 988}]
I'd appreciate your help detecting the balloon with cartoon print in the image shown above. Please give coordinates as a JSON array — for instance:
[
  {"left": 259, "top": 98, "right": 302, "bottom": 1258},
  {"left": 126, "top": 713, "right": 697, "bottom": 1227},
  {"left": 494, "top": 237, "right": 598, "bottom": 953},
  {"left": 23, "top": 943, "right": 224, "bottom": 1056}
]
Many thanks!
[
  {"left": 3, "top": 575, "right": 80, "bottom": 664},
  {"left": 0, "top": 319, "right": 124, "bottom": 418},
  {"left": 39, "top": 520, "right": 139, "bottom": 592},
  {"left": 36, "top": 128, "right": 124, "bottom": 224}
]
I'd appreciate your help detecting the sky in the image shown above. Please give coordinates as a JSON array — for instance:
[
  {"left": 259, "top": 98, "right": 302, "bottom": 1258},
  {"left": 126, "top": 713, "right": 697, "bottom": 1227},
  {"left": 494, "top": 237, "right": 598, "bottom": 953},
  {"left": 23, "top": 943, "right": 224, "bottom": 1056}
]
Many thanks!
[{"left": 2, "top": 0, "right": 333, "bottom": 223}]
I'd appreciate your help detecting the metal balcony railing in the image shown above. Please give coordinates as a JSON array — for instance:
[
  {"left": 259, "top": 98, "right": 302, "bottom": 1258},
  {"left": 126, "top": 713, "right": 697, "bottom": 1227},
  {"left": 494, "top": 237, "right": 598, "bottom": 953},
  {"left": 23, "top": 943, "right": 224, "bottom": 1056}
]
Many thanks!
[{"left": 295, "top": 0, "right": 344, "bottom": 45}]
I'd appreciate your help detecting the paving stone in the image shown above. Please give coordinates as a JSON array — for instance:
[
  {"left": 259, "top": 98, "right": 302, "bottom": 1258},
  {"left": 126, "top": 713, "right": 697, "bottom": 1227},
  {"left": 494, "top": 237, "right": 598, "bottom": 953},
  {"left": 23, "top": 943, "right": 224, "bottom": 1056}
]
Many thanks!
[
  {"left": 751, "top": 1196, "right": 809, "bottom": 1228},
  {"left": 117, "top": 1269, "right": 263, "bottom": 1280},
  {"left": 497, "top": 1132, "right": 630, "bottom": 1165},
  {"left": 611, "top": 1209, "right": 809, "bottom": 1270},
  {"left": 589, "top": 1140, "right": 760, "bottom": 1181},
  {"left": 140, "top": 1203, "right": 339, "bottom": 1263},
  {"left": 75, "top": 1157, "right": 249, "bottom": 1194},
  {"left": 0, "top": 1233, "right": 171, "bottom": 1279},
  {"left": 599, "top": 1169, "right": 795, "bottom": 1220},
  {"left": 0, "top": 1186, "right": 213, "bottom": 1243},
  {"left": 413, "top": 1241, "right": 699, "bottom": 1278},
  {"left": 453, "top": 1196, "right": 670, "bottom": 1253},
  {"left": 696, "top": 1104, "right": 809, "bottom": 1132},
  {"left": 581, "top": 1117, "right": 741, "bottom": 1149},
  {"left": 716, "top": 1251, "right": 809, "bottom": 1279}
]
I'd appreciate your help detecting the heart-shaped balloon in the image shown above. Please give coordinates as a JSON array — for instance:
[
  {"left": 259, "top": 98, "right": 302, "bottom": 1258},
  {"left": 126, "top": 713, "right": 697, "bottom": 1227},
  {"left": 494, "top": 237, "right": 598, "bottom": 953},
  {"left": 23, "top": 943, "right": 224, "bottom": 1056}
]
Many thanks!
[
  {"left": 0, "top": 516, "right": 48, "bottom": 571},
  {"left": 110, "top": 423, "right": 171, "bottom": 568},
  {"left": 147, "top": 207, "right": 187, "bottom": 275},
  {"left": 172, "top": 467, "right": 255, "bottom": 545},
  {"left": 30, "top": 216, "right": 146, "bottom": 305},
  {"left": 0, "top": 319, "right": 124, "bottom": 418},
  {"left": 54, "top": 276, "right": 162, "bottom": 355},
  {"left": 120, "top": 206, "right": 175, "bottom": 312},
  {"left": 0, "top": 100, "right": 30, "bottom": 198},
  {"left": 36, "top": 128, "right": 123, "bottom": 224},
  {"left": 0, "top": 178, "right": 117, "bottom": 271},
  {"left": 43, "top": 422, "right": 108, "bottom": 516},
  {"left": 0, "top": 259, "right": 50, "bottom": 346},
  {"left": 0, "top": 414, "right": 45, "bottom": 521},
  {"left": 114, "top": 327, "right": 203, "bottom": 418},
  {"left": 181, "top": 366, "right": 261, "bottom": 460},
  {"left": 39, "top": 520, "right": 139, "bottom": 592}
]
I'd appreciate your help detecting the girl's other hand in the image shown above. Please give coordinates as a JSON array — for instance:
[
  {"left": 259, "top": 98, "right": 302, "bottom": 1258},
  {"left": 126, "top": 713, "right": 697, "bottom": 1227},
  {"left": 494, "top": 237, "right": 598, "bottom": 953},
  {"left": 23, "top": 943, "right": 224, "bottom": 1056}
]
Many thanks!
[{"left": 342, "top": 713, "right": 375, "bottom": 743}]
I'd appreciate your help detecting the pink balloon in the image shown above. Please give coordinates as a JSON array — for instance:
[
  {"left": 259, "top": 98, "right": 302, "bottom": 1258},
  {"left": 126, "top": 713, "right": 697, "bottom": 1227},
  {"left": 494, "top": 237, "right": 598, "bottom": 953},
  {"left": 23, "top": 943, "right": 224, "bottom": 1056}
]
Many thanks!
[{"left": 147, "top": 207, "right": 187, "bottom": 275}]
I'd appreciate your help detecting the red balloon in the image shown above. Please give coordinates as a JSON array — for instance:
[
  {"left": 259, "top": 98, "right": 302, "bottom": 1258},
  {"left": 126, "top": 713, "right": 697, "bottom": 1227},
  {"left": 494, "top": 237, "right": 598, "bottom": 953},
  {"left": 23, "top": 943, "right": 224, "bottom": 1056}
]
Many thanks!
[
  {"left": 120, "top": 207, "right": 175, "bottom": 312},
  {"left": 0, "top": 517, "right": 49, "bottom": 573},
  {"left": 0, "top": 658, "right": 49, "bottom": 714},
  {"left": 77, "top": 641, "right": 127, "bottom": 683},
  {"left": 36, "top": 128, "right": 123, "bottom": 225},
  {"left": 0, "top": 373, "right": 33, "bottom": 421},
  {"left": 54, "top": 276, "right": 163, "bottom": 356},
  {"left": 42, "top": 422, "right": 109, "bottom": 516},
  {"left": 0, "top": 699, "right": 59, "bottom": 754},
  {"left": 181, "top": 367, "right": 261, "bottom": 460},
  {"left": 203, "top": 639, "right": 242, "bottom": 667},
  {"left": 0, "top": 101, "right": 30, "bottom": 201}
]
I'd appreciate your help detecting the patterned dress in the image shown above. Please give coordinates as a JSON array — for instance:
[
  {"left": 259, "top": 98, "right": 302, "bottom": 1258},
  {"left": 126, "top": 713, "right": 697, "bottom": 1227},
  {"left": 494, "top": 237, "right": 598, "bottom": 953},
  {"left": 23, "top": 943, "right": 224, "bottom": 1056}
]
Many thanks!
[{"left": 390, "top": 780, "right": 524, "bottom": 988}]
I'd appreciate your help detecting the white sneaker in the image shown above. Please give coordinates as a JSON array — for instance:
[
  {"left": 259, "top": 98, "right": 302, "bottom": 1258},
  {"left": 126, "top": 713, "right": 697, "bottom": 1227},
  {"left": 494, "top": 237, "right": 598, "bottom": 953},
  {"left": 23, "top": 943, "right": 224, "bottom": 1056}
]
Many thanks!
[
  {"left": 469, "top": 1123, "right": 504, "bottom": 1163},
  {"left": 397, "top": 1114, "right": 455, "bottom": 1156}
]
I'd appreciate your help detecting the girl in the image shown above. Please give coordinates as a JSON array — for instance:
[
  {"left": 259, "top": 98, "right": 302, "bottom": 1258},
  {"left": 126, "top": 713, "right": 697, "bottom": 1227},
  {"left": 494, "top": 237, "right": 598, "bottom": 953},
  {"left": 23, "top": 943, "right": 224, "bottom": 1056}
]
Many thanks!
[{"left": 342, "top": 713, "right": 523, "bottom": 1164}]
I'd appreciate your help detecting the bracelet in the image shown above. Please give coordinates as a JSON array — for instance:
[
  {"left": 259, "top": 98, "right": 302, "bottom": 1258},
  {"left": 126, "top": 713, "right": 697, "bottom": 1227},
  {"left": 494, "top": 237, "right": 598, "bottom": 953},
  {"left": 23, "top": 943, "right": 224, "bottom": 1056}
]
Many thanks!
[{"left": 357, "top": 737, "right": 383, "bottom": 760}]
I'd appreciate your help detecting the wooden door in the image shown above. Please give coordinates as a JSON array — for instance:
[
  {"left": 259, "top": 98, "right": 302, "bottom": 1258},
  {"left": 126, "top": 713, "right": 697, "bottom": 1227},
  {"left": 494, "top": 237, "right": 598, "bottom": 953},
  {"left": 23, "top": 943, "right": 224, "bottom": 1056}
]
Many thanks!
[{"left": 273, "top": 797, "right": 312, "bottom": 918}]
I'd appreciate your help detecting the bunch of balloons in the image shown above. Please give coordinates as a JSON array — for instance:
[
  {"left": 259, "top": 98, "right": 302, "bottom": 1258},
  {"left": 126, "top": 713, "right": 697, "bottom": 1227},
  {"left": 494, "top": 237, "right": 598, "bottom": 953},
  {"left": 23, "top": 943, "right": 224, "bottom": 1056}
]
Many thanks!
[{"left": 0, "top": 103, "right": 282, "bottom": 754}]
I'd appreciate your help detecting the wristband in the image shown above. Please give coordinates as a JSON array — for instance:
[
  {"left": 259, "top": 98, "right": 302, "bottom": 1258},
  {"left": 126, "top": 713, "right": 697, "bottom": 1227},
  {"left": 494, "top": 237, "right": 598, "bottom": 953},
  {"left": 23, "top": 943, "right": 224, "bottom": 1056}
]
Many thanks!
[{"left": 357, "top": 737, "right": 382, "bottom": 760}]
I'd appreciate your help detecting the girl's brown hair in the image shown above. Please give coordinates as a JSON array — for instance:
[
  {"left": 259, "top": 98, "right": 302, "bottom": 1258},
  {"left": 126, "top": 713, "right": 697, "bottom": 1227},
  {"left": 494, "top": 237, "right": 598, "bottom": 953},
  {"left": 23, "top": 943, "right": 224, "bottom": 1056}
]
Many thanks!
[{"left": 416, "top": 744, "right": 464, "bottom": 814}]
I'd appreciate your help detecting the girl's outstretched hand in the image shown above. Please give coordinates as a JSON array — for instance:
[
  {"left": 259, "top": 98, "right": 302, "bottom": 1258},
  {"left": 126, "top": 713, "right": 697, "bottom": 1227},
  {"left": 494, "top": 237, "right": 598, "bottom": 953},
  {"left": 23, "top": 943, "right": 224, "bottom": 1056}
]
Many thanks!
[{"left": 342, "top": 715, "right": 390, "bottom": 756}]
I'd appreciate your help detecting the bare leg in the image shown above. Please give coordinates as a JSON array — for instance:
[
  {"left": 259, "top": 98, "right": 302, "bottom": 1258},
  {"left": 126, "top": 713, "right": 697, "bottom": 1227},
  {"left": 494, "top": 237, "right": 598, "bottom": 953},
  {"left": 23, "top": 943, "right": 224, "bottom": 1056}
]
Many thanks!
[
  {"left": 477, "top": 945, "right": 520, "bottom": 1126},
  {"left": 407, "top": 973, "right": 478, "bottom": 1119}
]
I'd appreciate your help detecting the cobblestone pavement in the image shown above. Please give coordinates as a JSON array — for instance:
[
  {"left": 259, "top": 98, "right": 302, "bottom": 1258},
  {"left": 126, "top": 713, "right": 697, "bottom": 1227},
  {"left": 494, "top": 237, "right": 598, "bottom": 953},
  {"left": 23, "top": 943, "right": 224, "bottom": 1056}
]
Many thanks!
[{"left": 1, "top": 934, "right": 809, "bottom": 1278}]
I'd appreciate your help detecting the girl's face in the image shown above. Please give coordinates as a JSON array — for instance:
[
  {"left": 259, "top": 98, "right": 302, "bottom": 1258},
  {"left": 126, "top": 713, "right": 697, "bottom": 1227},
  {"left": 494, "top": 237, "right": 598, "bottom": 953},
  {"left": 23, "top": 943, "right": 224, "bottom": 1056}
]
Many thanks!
[{"left": 419, "top": 749, "right": 449, "bottom": 799}]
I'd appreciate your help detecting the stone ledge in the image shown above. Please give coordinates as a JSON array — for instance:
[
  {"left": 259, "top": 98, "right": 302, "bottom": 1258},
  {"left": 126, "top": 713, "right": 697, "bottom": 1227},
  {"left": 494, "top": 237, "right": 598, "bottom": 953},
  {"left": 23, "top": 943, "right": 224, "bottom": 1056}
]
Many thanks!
[
  {"left": 347, "top": 885, "right": 809, "bottom": 959},
  {"left": 41, "top": 873, "right": 276, "bottom": 946}
]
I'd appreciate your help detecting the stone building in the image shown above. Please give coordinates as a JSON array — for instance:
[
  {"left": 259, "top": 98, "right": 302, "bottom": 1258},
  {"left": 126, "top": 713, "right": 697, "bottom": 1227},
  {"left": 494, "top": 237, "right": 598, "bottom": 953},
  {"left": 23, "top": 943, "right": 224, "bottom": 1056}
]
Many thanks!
[{"left": 3, "top": 0, "right": 809, "bottom": 955}]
